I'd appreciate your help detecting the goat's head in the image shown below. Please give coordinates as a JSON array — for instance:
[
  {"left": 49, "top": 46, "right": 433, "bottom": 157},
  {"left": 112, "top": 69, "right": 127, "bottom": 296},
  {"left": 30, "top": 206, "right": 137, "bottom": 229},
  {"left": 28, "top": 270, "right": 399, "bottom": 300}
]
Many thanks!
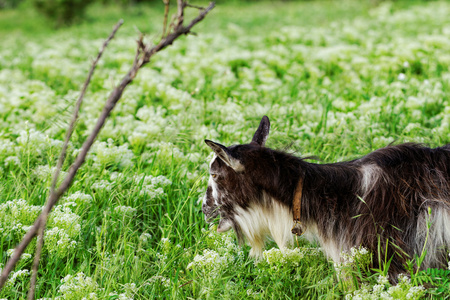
[{"left": 202, "top": 116, "right": 271, "bottom": 233}]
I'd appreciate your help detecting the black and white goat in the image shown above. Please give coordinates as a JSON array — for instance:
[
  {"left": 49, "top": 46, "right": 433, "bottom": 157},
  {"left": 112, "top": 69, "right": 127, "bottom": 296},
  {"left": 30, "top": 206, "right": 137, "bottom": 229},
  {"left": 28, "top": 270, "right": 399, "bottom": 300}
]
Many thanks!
[{"left": 202, "top": 116, "right": 450, "bottom": 279}]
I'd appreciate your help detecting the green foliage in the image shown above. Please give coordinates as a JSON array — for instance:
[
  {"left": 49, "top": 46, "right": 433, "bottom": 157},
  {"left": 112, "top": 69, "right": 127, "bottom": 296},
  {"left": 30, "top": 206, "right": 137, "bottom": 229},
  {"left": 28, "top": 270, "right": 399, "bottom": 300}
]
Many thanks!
[
  {"left": 338, "top": 247, "right": 426, "bottom": 300},
  {"left": 32, "top": 0, "right": 92, "bottom": 27},
  {"left": 414, "top": 268, "right": 450, "bottom": 298},
  {"left": 0, "top": 0, "right": 23, "bottom": 9}
]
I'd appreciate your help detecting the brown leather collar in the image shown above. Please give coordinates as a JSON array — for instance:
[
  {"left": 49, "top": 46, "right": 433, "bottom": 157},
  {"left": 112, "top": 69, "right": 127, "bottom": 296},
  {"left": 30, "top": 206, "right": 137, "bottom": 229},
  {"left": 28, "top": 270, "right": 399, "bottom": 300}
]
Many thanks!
[{"left": 291, "top": 176, "right": 305, "bottom": 236}]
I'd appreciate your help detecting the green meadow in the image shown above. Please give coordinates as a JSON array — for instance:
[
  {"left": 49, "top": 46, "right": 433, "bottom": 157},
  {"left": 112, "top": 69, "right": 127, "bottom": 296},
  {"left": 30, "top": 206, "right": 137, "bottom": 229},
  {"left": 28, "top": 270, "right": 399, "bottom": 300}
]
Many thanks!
[{"left": 0, "top": 1, "right": 449, "bottom": 298}]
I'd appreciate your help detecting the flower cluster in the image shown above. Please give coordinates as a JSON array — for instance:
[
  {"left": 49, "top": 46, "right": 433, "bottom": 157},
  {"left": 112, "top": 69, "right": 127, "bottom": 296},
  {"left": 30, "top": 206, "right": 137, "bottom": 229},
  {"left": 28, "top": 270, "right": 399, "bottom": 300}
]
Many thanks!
[
  {"left": 0, "top": 199, "right": 42, "bottom": 226},
  {"left": 91, "top": 179, "right": 112, "bottom": 192},
  {"left": 346, "top": 246, "right": 370, "bottom": 262},
  {"left": 89, "top": 139, "right": 134, "bottom": 169},
  {"left": 113, "top": 205, "right": 137, "bottom": 218},
  {"left": 132, "top": 174, "right": 172, "bottom": 198},
  {"left": 48, "top": 204, "right": 82, "bottom": 237},
  {"left": 187, "top": 249, "right": 233, "bottom": 279},
  {"left": 202, "top": 227, "right": 242, "bottom": 257},
  {"left": 148, "top": 275, "right": 171, "bottom": 288},
  {"left": 64, "top": 191, "right": 93, "bottom": 207},
  {"left": 345, "top": 274, "right": 425, "bottom": 300},
  {"left": 57, "top": 272, "right": 99, "bottom": 300},
  {"left": 33, "top": 165, "right": 67, "bottom": 185},
  {"left": 260, "top": 247, "right": 305, "bottom": 268},
  {"left": 44, "top": 227, "right": 78, "bottom": 259},
  {"left": 107, "top": 283, "right": 137, "bottom": 300},
  {"left": 139, "top": 233, "right": 152, "bottom": 244},
  {"left": 185, "top": 229, "right": 243, "bottom": 294},
  {"left": 3, "top": 269, "right": 30, "bottom": 288},
  {"left": 0, "top": 199, "right": 42, "bottom": 241},
  {"left": 17, "top": 128, "right": 62, "bottom": 156},
  {"left": 6, "top": 249, "right": 32, "bottom": 261},
  {"left": 159, "top": 237, "right": 171, "bottom": 254}
]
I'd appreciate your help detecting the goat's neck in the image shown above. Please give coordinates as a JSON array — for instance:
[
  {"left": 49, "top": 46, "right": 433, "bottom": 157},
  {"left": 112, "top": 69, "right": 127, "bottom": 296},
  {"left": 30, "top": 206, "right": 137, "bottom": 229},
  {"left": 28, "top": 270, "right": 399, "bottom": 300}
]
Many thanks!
[{"left": 301, "top": 161, "right": 360, "bottom": 223}]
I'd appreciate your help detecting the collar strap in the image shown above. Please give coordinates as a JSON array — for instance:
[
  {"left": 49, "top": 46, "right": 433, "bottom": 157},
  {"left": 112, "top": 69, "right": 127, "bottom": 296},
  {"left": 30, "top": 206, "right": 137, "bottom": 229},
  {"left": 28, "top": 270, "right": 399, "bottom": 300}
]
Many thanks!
[{"left": 291, "top": 176, "right": 304, "bottom": 236}]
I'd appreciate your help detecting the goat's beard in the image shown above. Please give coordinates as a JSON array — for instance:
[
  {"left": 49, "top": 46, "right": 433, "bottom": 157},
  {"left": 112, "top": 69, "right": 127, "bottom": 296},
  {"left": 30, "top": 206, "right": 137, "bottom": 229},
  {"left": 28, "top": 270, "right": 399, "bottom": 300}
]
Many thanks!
[{"left": 217, "top": 218, "right": 232, "bottom": 232}]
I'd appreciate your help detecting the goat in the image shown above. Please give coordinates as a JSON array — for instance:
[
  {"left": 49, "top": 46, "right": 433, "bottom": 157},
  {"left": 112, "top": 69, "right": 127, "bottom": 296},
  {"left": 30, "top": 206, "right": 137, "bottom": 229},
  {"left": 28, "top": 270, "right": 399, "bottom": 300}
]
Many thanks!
[{"left": 202, "top": 116, "right": 450, "bottom": 280}]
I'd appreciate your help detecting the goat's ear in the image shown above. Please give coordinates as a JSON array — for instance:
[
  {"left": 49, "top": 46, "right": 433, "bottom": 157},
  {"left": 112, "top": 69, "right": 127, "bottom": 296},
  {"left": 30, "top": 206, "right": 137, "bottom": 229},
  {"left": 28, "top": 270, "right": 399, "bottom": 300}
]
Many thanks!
[
  {"left": 205, "top": 140, "right": 244, "bottom": 172},
  {"left": 251, "top": 115, "right": 270, "bottom": 147}
]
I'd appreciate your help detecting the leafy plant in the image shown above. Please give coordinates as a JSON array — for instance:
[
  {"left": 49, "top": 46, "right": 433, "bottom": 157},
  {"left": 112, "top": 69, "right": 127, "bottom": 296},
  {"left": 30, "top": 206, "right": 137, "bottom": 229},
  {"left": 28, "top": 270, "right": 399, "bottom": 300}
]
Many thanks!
[{"left": 414, "top": 268, "right": 450, "bottom": 298}]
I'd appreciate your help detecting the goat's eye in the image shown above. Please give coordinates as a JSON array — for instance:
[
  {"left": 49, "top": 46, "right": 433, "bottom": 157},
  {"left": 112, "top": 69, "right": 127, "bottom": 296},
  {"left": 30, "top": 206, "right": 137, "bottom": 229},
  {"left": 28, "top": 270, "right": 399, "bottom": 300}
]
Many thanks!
[{"left": 211, "top": 174, "right": 217, "bottom": 178}]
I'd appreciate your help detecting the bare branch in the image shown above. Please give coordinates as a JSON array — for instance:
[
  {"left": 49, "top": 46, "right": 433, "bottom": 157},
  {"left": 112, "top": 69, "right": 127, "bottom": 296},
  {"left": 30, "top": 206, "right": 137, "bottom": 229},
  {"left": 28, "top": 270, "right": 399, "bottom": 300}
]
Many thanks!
[
  {"left": 162, "top": 0, "right": 170, "bottom": 39},
  {"left": 26, "top": 220, "right": 45, "bottom": 300},
  {"left": 25, "top": 19, "right": 124, "bottom": 300},
  {"left": 186, "top": 3, "right": 204, "bottom": 10},
  {"left": 176, "top": 0, "right": 185, "bottom": 29},
  {"left": 0, "top": 19, "right": 123, "bottom": 293},
  {"left": 179, "top": 279, "right": 194, "bottom": 288},
  {"left": 141, "top": 2, "right": 215, "bottom": 66},
  {"left": 0, "top": 2, "right": 215, "bottom": 293},
  {"left": 137, "top": 34, "right": 146, "bottom": 55}
]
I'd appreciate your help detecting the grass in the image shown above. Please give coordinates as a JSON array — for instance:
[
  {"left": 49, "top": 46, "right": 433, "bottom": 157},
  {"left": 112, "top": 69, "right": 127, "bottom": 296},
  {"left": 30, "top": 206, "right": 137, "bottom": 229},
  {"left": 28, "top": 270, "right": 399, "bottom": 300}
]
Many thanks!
[{"left": 0, "top": 0, "right": 450, "bottom": 299}]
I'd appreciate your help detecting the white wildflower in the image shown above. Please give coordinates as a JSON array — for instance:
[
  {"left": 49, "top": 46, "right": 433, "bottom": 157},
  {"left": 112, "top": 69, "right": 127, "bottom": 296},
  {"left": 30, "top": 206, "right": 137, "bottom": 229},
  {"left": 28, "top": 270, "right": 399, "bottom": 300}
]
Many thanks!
[
  {"left": 261, "top": 248, "right": 304, "bottom": 267},
  {"left": 58, "top": 272, "right": 99, "bottom": 299},
  {"left": 0, "top": 199, "right": 42, "bottom": 226},
  {"left": 377, "top": 275, "right": 389, "bottom": 285},
  {"left": 90, "top": 139, "right": 134, "bottom": 168},
  {"left": 48, "top": 205, "right": 81, "bottom": 237},
  {"left": 44, "top": 227, "right": 77, "bottom": 258},
  {"left": 6, "top": 269, "right": 30, "bottom": 287},
  {"left": 114, "top": 205, "right": 137, "bottom": 217},
  {"left": 33, "top": 165, "right": 67, "bottom": 184},
  {"left": 6, "top": 249, "right": 32, "bottom": 261},
  {"left": 398, "top": 73, "right": 406, "bottom": 81},
  {"left": 160, "top": 237, "right": 171, "bottom": 253},
  {"left": 148, "top": 275, "right": 171, "bottom": 288},
  {"left": 65, "top": 191, "right": 93, "bottom": 206},
  {"left": 187, "top": 249, "right": 233, "bottom": 278},
  {"left": 4, "top": 156, "right": 19, "bottom": 166},
  {"left": 91, "top": 179, "right": 112, "bottom": 192},
  {"left": 139, "top": 233, "right": 152, "bottom": 243},
  {"left": 406, "top": 286, "right": 425, "bottom": 299}
]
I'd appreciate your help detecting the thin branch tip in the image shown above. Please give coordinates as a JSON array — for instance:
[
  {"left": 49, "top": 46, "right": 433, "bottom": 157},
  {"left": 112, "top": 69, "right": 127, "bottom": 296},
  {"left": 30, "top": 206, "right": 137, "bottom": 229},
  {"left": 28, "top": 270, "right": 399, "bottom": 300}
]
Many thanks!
[{"left": 186, "top": 3, "right": 205, "bottom": 10}]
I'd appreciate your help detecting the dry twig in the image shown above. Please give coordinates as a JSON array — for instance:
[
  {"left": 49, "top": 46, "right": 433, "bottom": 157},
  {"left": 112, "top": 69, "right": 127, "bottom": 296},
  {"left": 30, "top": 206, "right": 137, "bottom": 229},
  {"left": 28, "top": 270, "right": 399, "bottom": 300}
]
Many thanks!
[
  {"left": 178, "top": 279, "right": 194, "bottom": 288},
  {"left": 176, "top": 0, "right": 185, "bottom": 29},
  {"left": 0, "top": 1, "right": 215, "bottom": 297},
  {"left": 26, "top": 19, "right": 124, "bottom": 300},
  {"left": 186, "top": 3, "right": 204, "bottom": 10},
  {"left": 162, "top": 0, "right": 170, "bottom": 39}
]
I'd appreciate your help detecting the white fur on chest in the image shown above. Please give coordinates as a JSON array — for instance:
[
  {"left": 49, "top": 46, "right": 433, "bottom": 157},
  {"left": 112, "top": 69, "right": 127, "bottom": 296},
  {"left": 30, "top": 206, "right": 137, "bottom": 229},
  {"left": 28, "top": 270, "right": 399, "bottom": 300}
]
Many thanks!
[
  {"left": 232, "top": 194, "right": 344, "bottom": 262},
  {"left": 234, "top": 194, "right": 294, "bottom": 257}
]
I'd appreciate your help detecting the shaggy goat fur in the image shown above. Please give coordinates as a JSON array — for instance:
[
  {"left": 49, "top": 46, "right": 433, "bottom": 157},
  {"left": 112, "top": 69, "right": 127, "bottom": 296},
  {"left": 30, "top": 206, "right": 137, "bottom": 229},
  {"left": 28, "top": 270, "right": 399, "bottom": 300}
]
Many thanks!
[{"left": 202, "top": 116, "right": 450, "bottom": 280}]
